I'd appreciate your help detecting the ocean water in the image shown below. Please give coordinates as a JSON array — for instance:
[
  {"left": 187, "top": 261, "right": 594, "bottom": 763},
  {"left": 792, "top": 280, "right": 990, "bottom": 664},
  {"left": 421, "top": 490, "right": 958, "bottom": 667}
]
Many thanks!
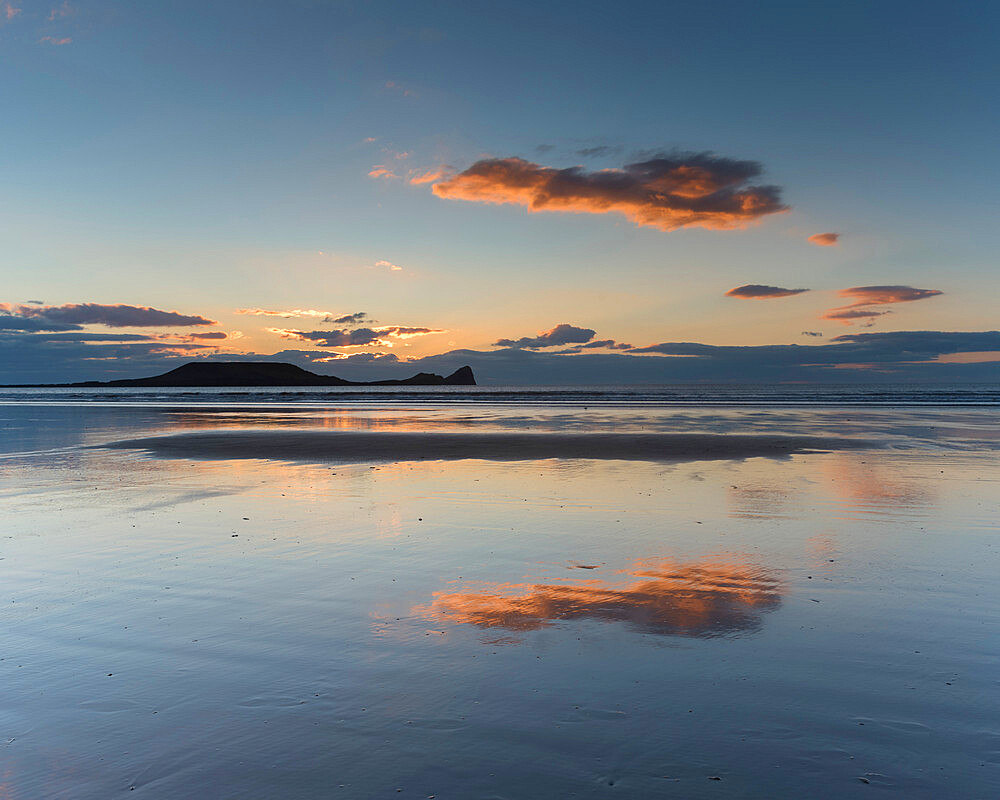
[{"left": 0, "top": 386, "right": 998, "bottom": 798}]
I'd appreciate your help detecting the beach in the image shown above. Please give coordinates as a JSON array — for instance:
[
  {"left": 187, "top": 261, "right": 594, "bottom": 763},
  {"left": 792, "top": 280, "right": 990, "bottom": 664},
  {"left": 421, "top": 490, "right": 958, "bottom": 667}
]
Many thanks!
[{"left": 1, "top": 389, "right": 998, "bottom": 798}]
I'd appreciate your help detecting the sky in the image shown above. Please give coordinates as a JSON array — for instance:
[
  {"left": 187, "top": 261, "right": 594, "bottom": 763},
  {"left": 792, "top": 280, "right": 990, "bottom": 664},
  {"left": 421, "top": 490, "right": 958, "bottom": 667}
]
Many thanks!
[{"left": 1, "top": 0, "right": 999, "bottom": 384}]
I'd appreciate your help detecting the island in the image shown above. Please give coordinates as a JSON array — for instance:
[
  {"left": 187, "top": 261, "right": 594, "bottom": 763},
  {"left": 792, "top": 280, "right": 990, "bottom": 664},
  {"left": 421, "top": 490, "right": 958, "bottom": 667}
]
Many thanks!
[{"left": 9, "top": 361, "right": 477, "bottom": 388}]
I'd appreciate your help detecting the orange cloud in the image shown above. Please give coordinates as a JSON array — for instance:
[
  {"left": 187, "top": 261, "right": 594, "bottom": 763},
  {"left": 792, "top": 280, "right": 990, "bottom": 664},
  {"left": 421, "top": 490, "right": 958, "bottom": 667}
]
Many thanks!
[
  {"left": 39, "top": 35, "right": 71, "bottom": 45},
  {"left": 408, "top": 168, "right": 446, "bottom": 185},
  {"left": 368, "top": 166, "right": 397, "bottom": 180},
  {"left": 808, "top": 232, "right": 840, "bottom": 246},
  {"left": 374, "top": 259, "right": 403, "bottom": 271},
  {"left": 429, "top": 153, "right": 787, "bottom": 231},
  {"left": 837, "top": 285, "right": 943, "bottom": 306},
  {"left": 4, "top": 2, "right": 21, "bottom": 20},
  {"left": 414, "top": 557, "right": 781, "bottom": 637}
]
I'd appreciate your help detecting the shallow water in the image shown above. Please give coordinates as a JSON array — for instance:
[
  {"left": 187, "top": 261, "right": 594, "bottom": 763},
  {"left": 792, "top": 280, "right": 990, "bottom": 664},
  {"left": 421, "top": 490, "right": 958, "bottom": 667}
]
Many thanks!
[{"left": 1, "top": 399, "right": 998, "bottom": 798}]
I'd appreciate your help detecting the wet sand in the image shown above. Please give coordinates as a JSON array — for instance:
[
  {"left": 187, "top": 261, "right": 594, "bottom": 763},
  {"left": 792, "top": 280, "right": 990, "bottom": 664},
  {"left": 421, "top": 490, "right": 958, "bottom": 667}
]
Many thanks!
[
  {"left": 1, "top": 401, "right": 998, "bottom": 798},
  {"left": 99, "top": 429, "right": 872, "bottom": 463}
]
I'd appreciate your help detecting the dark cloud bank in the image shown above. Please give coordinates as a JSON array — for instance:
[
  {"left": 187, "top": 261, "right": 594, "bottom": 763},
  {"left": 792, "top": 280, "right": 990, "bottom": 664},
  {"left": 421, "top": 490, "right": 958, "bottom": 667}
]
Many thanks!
[{"left": 3, "top": 330, "right": 999, "bottom": 385}]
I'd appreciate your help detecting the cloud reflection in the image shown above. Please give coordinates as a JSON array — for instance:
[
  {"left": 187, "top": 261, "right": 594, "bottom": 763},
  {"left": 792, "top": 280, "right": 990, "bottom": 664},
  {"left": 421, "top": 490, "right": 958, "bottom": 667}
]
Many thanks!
[{"left": 416, "top": 558, "right": 781, "bottom": 638}]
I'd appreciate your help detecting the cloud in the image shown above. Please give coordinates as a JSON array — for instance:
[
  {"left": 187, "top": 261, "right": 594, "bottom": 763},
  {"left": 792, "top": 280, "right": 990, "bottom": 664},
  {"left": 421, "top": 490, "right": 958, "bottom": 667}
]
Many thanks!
[
  {"left": 188, "top": 331, "right": 228, "bottom": 340},
  {"left": 39, "top": 36, "right": 71, "bottom": 45},
  {"left": 821, "top": 285, "right": 943, "bottom": 326},
  {"left": 575, "top": 145, "right": 623, "bottom": 159},
  {"left": 384, "top": 80, "right": 414, "bottom": 97},
  {"left": 235, "top": 308, "right": 337, "bottom": 319},
  {"left": 313, "top": 352, "right": 401, "bottom": 364},
  {"left": 837, "top": 285, "right": 943, "bottom": 305},
  {"left": 808, "top": 232, "right": 840, "bottom": 246},
  {"left": 1, "top": 302, "right": 215, "bottom": 329},
  {"left": 429, "top": 151, "right": 787, "bottom": 231},
  {"left": 368, "top": 166, "right": 398, "bottom": 179},
  {"left": 48, "top": 2, "right": 71, "bottom": 20},
  {"left": 4, "top": 2, "right": 20, "bottom": 20},
  {"left": 494, "top": 323, "right": 597, "bottom": 349},
  {"left": 12, "top": 332, "right": 156, "bottom": 343},
  {"left": 268, "top": 326, "right": 444, "bottom": 348},
  {"left": 0, "top": 315, "right": 80, "bottom": 332},
  {"left": 327, "top": 312, "right": 370, "bottom": 325},
  {"left": 408, "top": 168, "right": 446, "bottom": 185},
  {"left": 726, "top": 284, "right": 809, "bottom": 299},
  {"left": 801, "top": 331, "right": 823, "bottom": 337},
  {"left": 628, "top": 330, "right": 1000, "bottom": 373},
  {"left": 580, "top": 339, "right": 632, "bottom": 350},
  {"left": 374, "top": 259, "right": 403, "bottom": 271},
  {"left": 821, "top": 308, "right": 889, "bottom": 324}
]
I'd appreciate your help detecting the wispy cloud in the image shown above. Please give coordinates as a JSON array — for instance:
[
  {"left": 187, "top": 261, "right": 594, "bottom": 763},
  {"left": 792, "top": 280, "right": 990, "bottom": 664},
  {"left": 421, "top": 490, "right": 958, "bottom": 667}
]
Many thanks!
[
  {"left": 268, "top": 326, "right": 444, "bottom": 348},
  {"left": 235, "top": 308, "right": 336, "bottom": 319},
  {"left": 821, "top": 285, "right": 943, "bottom": 325},
  {"left": 313, "top": 352, "right": 401, "bottom": 364},
  {"left": 575, "top": 144, "right": 624, "bottom": 159},
  {"left": 408, "top": 168, "right": 446, "bottom": 185},
  {"left": 374, "top": 259, "right": 403, "bottom": 271},
  {"left": 429, "top": 151, "right": 787, "bottom": 232},
  {"left": 384, "top": 80, "right": 414, "bottom": 97},
  {"left": 47, "top": 1, "right": 71, "bottom": 20},
  {"left": 580, "top": 339, "right": 633, "bottom": 350},
  {"left": 808, "top": 232, "right": 840, "bottom": 246},
  {"left": 725, "top": 284, "right": 809, "bottom": 299},
  {"left": 368, "top": 166, "right": 398, "bottom": 179},
  {"left": 327, "top": 312, "right": 370, "bottom": 325},
  {"left": 822, "top": 308, "right": 889, "bottom": 325},
  {"left": 39, "top": 35, "right": 71, "bottom": 45},
  {"left": 4, "top": 2, "right": 21, "bottom": 20}
]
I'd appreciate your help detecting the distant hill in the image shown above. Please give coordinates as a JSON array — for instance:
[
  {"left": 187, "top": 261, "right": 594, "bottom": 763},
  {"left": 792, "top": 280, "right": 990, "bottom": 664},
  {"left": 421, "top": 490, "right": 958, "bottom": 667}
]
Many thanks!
[{"left": 11, "top": 361, "right": 476, "bottom": 388}]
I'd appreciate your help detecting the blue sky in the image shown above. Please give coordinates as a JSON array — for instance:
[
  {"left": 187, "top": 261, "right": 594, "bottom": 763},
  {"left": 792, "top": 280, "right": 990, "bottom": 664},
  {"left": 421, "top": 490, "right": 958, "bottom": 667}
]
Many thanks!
[{"left": 1, "top": 0, "right": 998, "bottom": 383}]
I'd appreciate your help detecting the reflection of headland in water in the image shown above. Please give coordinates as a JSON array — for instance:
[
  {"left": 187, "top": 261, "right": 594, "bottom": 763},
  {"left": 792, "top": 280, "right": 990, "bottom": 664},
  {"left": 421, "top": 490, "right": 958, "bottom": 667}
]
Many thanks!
[{"left": 415, "top": 558, "right": 782, "bottom": 638}]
